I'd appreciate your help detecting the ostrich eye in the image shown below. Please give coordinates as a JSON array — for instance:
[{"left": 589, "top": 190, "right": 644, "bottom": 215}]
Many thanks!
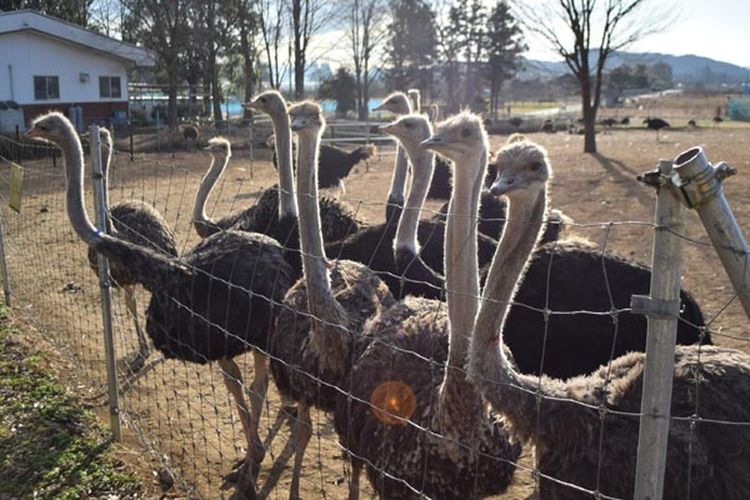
[
  {"left": 259, "top": 97, "right": 266, "bottom": 103},
  {"left": 530, "top": 161, "right": 543, "bottom": 171},
  {"left": 461, "top": 128, "right": 471, "bottom": 138},
  {"left": 404, "top": 122, "right": 414, "bottom": 129}
]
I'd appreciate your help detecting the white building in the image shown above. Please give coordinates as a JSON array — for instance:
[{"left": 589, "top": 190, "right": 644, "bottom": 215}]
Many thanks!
[{"left": 0, "top": 9, "right": 154, "bottom": 130}]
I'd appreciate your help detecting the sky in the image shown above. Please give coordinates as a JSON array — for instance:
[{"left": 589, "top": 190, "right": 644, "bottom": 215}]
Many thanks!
[
  {"left": 315, "top": 0, "right": 750, "bottom": 71},
  {"left": 512, "top": 0, "right": 750, "bottom": 68}
]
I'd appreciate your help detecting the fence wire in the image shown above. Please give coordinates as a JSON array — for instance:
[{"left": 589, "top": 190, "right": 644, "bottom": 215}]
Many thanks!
[{"left": 0, "top": 126, "right": 748, "bottom": 500}]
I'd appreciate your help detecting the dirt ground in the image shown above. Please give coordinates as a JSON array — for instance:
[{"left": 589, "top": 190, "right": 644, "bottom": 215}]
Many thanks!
[{"left": 1, "top": 119, "right": 749, "bottom": 499}]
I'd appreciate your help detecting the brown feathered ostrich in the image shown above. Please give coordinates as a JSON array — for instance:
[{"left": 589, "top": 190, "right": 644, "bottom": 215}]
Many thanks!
[
  {"left": 398, "top": 134, "right": 707, "bottom": 379},
  {"left": 28, "top": 112, "right": 296, "bottom": 499},
  {"left": 85, "top": 127, "right": 177, "bottom": 375},
  {"left": 467, "top": 144, "right": 750, "bottom": 499},
  {"left": 268, "top": 101, "right": 395, "bottom": 499},
  {"left": 334, "top": 111, "right": 520, "bottom": 500}
]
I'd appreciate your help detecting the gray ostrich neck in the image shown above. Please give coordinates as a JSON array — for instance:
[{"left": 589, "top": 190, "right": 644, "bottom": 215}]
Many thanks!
[
  {"left": 394, "top": 144, "right": 434, "bottom": 255},
  {"left": 436, "top": 149, "right": 485, "bottom": 433},
  {"left": 60, "top": 133, "right": 100, "bottom": 246},
  {"left": 387, "top": 146, "right": 409, "bottom": 206},
  {"left": 272, "top": 112, "right": 298, "bottom": 218},
  {"left": 469, "top": 185, "right": 551, "bottom": 422},
  {"left": 192, "top": 150, "right": 229, "bottom": 230},
  {"left": 296, "top": 128, "right": 349, "bottom": 372},
  {"left": 100, "top": 135, "right": 112, "bottom": 212}
]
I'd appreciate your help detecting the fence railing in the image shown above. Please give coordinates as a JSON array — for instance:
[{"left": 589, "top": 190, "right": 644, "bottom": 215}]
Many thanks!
[{"left": 0, "top": 125, "right": 748, "bottom": 499}]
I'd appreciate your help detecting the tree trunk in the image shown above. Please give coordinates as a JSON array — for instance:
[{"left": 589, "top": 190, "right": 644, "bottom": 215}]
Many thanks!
[
  {"left": 167, "top": 71, "right": 178, "bottom": 129},
  {"left": 581, "top": 78, "right": 597, "bottom": 153},
  {"left": 238, "top": 1, "right": 256, "bottom": 121},
  {"left": 211, "top": 61, "right": 223, "bottom": 128},
  {"left": 292, "top": 0, "right": 304, "bottom": 99}
]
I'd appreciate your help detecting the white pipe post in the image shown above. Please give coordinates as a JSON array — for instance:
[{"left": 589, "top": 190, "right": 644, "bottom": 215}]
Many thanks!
[
  {"left": 632, "top": 159, "right": 686, "bottom": 499},
  {"left": 90, "top": 124, "right": 122, "bottom": 441},
  {"left": 672, "top": 146, "right": 750, "bottom": 319}
]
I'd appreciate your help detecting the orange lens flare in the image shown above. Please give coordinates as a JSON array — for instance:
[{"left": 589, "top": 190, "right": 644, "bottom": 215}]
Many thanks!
[{"left": 369, "top": 380, "right": 417, "bottom": 426}]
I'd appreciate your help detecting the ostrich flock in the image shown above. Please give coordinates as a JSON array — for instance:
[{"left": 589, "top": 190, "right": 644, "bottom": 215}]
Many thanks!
[{"left": 24, "top": 87, "right": 750, "bottom": 500}]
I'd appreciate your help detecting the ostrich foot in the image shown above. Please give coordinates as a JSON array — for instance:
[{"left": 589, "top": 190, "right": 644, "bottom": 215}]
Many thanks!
[
  {"left": 221, "top": 453, "right": 261, "bottom": 492},
  {"left": 117, "top": 348, "right": 149, "bottom": 375}
]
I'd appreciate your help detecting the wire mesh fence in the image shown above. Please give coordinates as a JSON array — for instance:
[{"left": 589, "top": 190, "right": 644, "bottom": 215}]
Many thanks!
[{"left": 0, "top": 116, "right": 749, "bottom": 500}]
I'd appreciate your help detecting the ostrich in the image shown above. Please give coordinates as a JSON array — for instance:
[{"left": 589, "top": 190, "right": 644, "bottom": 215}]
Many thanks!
[
  {"left": 600, "top": 117, "right": 617, "bottom": 128},
  {"left": 373, "top": 92, "right": 413, "bottom": 225},
  {"left": 268, "top": 101, "right": 396, "bottom": 499},
  {"left": 246, "top": 90, "right": 361, "bottom": 245},
  {"left": 28, "top": 112, "right": 295, "bottom": 497},
  {"left": 467, "top": 144, "right": 750, "bottom": 499},
  {"left": 269, "top": 141, "right": 376, "bottom": 191},
  {"left": 406, "top": 88, "right": 421, "bottom": 113},
  {"left": 713, "top": 115, "right": 724, "bottom": 127},
  {"left": 399, "top": 135, "right": 708, "bottom": 379},
  {"left": 431, "top": 134, "right": 569, "bottom": 243},
  {"left": 620, "top": 116, "right": 631, "bottom": 126},
  {"left": 324, "top": 115, "right": 498, "bottom": 297},
  {"left": 85, "top": 127, "right": 178, "bottom": 374},
  {"left": 183, "top": 124, "right": 199, "bottom": 149},
  {"left": 688, "top": 119, "right": 698, "bottom": 128},
  {"left": 334, "top": 111, "right": 520, "bottom": 500},
  {"left": 193, "top": 91, "right": 361, "bottom": 245},
  {"left": 643, "top": 117, "right": 670, "bottom": 140}
]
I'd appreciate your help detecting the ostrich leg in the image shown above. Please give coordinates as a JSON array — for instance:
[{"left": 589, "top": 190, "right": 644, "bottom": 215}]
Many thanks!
[
  {"left": 121, "top": 284, "right": 150, "bottom": 374},
  {"left": 348, "top": 456, "right": 363, "bottom": 500},
  {"left": 219, "top": 358, "right": 264, "bottom": 499},
  {"left": 289, "top": 404, "right": 312, "bottom": 499},
  {"left": 247, "top": 351, "right": 269, "bottom": 434}
]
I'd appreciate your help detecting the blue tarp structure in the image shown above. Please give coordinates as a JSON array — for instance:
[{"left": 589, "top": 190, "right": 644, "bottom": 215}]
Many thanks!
[{"left": 728, "top": 97, "right": 750, "bottom": 122}]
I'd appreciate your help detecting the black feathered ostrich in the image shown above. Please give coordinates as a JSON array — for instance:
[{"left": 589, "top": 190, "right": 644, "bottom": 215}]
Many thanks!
[
  {"left": 324, "top": 115, "right": 498, "bottom": 299},
  {"left": 334, "top": 111, "right": 520, "bottom": 500},
  {"left": 395, "top": 134, "right": 708, "bottom": 379},
  {"left": 269, "top": 136, "right": 375, "bottom": 192},
  {"left": 85, "top": 127, "right": 178, "bottom": 375},
  {"left": 29, "top": 112, "right": 295, "bottom": 499},
  {"left": 193, "top": 91, "right": 362, "bottom": 245},
  {"left": 268, "top": 101, "right": 396, "bottom": 499},
  {"left": 644, "top": 117, "right": 670, "bottom": 140},
  {"left": 468, "top": 143, "right": 750, "bottom": 500}
]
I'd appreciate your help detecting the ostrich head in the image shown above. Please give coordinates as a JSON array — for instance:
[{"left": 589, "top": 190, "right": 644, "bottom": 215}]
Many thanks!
[
  {"left": 203, "top": 136, "right": 232, "bottom": 155},
  {"left": 421, "top": 111, "right": 489, "bottom": 166},
  {"left": 407, "top": 88, "right": 421, "bottom": 111},
  {"left": 25, "top": 111, "right": 76, "bottom": 144},
  {"left": 289, "top": 101, "right": 325, "bottom": 137},
  {"left": 380, "top": 114, "right": 432, "bottom": 151},
  {"left": 373, "top": 92, "right": 412, "bottom": 115},
  {"left": 245, "top": 90, "right": 287, "bottom": 116},
  {"left": 489, "top": 136, "right": 551, "bottom": 198}
]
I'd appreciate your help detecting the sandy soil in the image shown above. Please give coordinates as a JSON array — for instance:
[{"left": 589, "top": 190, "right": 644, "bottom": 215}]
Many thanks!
[{"left": 1, "top": 122, "right": 749, "bottom": 499}]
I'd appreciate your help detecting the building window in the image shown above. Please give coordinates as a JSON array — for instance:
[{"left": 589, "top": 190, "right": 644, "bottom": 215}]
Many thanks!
[
  {"left": 99, "top": 76, "right": 122, "bottom": 98},
  {"left": 33, "top": 76, "right": 59, "bottom": 100}
]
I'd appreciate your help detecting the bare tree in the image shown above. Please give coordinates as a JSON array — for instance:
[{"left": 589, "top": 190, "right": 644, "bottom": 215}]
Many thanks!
[
  {"left": 290, "top": 0, "right": 336, "bottom": 98},
  {"left": 348, "top": 0, "right": 388, "bottom": 120},
  {"left": 236, "top": 0, "right": 258, "bottom": 119},
  {"left": 256, "top": 0, "right": 285, "bottom": 89},
  {"left": 517, "top": 0, "right": 674, "bottom": 153},
  {"left": 122, "top": 0, "right": 186, "bottom": 128}
]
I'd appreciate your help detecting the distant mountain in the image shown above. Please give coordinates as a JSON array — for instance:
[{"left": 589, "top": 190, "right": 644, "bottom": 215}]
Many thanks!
[{"left": 520, "top": 51, "right": 750, "bottom": 84}]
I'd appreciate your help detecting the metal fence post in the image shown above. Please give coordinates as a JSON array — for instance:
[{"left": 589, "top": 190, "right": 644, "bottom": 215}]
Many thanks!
[
  {"left": 90, "top": 124, "right": 122, "bottom": 441},
  {"left": 671, "top": 146, "right": 750, "bottom": 319},
  {"left": 0, "top": 213, "right": 11, "bottom": 307},
  {"left": 632, "top": 159, "right": 686, "bottom": 499},
  {"left": 248, "top": 112, "right": 254, "bottom": 179}
]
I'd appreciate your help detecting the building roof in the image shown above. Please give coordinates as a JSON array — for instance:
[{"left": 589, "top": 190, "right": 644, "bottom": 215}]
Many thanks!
[{"left": 0, "top": 9, "right": 155, "bottom": 67}]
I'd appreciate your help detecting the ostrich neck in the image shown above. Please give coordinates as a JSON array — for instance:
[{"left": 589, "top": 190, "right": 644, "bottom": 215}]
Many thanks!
[
  {"left": 436, "top": 149, "right": 484, "bottom": 431},
  {"left": 271, "top": 112, "right": 298, "bottom": 218},
  {"left": 394, "top": 145, "right": 433, "bottom": 255},
  {"left": 192, "top": 150, "right": 229, "bottom": 232},
  {"left": 296, "top": 130, "right": 334, "bottom": 309},
  {"left": 469, "top": 185, "right": 552, "bottom": 428},
  {"left": 100, "top": 137, "right": 112, "bottom": 211},
  {"left": 387, "top": 146, "right": 409, "bottom": 206},
  {"left": 60, "top": 133, "right": 100, "bottom": 246},
  {"left": 296, "top": 128, "right": 351, "bottom": 372}
]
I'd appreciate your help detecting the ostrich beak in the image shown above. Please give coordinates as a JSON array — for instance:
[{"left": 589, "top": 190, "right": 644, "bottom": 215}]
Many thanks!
[
  {"left": 379, "top": 122, "right": 397, "bottom": 134},
  {"left": 372, "top": 102, "right": 387, "bottom": 112},
  {"left": 490, "top": 175, "right": 518, "bottom": 196},
  {"left": 24, "top": 127, "right": 42, "bottom": 139},
  {"left": 420, "top": 135, "right": 443, "bottom": 151}
]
